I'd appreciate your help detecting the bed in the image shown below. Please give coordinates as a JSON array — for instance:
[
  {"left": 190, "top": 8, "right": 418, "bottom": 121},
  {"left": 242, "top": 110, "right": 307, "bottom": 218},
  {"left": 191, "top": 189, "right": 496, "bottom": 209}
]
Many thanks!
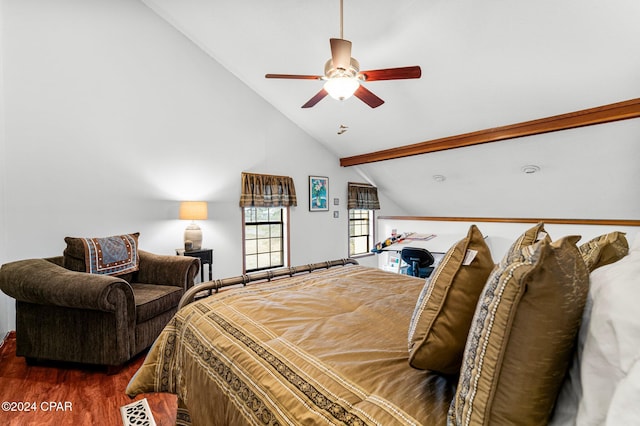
[
  {"left": 126, "top": 224, "right": 640, "bottom": 426},
  {"left": 126, "top": 261, "right": 455, "bottom": 425}
]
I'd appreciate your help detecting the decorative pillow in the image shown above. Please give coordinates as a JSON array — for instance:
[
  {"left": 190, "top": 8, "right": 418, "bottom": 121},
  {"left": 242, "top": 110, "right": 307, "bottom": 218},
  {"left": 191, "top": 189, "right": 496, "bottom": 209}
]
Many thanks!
[
  {"left": 407, "top": 224, "right": 494, "bottom": 374},
  {"left": 579, "top": 231, "right": 628, "bottom": 272},
  {"left": 63, "top": 233, "right": 140, "bottom": 277},
  {"left": 449, "top": 235, "right": 589, "bottom": 426},
  {"left": 502, "top": 221, "right": 551, "bottom": 265}
]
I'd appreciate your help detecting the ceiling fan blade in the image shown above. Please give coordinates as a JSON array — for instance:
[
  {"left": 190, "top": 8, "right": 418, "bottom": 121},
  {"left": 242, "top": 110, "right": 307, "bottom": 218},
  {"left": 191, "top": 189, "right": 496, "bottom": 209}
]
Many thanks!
[
  {"left": 265, "top": 74, "right": 323, "bottom": 80},
  {"left": 359, "top": 66, "right": 422, "bottom": 81},
  {"left": 330, "top": 38, "right": 352, "bottom": 70},
  {"left": 301, "top": 89, "right": 329, "bottom": 108},
  {"left": 353, "top": 85, "right": 384, "bottom": 108}
]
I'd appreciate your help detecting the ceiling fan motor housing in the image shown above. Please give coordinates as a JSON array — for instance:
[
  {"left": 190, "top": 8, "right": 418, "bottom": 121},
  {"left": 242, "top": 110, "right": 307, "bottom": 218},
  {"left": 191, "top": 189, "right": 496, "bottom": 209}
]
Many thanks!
[{"left": 324, "top": 57, "right": 360, "bottom": 79}]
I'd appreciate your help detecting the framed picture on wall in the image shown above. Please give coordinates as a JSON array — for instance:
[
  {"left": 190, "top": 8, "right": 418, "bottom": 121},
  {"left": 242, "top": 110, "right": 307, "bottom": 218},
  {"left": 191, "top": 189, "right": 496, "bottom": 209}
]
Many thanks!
[{"left": 309, "top": 176, "right": 329, "bottom": 211}]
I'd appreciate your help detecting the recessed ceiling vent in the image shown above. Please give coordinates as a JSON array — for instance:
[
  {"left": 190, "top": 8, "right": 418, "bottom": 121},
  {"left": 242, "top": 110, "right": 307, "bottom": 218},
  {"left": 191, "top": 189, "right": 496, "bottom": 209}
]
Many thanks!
[{"left": 521, "top": 165, "right": 541, "bottom": 174}]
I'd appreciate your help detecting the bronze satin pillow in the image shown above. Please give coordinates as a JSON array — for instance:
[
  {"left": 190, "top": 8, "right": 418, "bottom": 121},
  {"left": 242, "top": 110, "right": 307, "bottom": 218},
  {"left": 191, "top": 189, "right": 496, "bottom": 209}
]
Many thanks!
[
  {"left": 579, "top": 231, "right": 628, "bottom": 271},
  {"left": 63, "top": 232, "right": 140, "bottom": 278},
  {"left": 408, "top": 224, "right": 495, "bottom": 374},
  {"left": 449, "top": 235, "right": 589, "bottom": 426},
  {"left": 501, "top": 221, "right": 551, "bottom": 265}
]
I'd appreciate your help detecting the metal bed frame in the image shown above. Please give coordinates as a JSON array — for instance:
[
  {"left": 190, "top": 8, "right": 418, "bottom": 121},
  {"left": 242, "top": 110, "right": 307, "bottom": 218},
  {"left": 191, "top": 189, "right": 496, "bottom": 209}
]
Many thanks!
[{"left": 178, "top": 258, "right": 359, "bottom": 309}]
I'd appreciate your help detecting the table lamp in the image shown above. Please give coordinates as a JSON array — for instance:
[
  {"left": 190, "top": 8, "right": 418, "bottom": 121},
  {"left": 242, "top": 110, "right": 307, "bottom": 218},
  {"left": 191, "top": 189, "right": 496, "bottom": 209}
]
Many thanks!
[{"left": 179, "top": 201, "right": 208, "bottom": 250}]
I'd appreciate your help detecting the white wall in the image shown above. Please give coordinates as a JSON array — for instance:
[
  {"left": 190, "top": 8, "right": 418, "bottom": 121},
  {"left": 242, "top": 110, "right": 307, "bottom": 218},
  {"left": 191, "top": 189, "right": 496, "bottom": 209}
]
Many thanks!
[
  {"left": 0, "top": 0, "right": 404, "bottom": 336},
  {"left": 0, "top": 0, "right": 11, "bottom": 339}
]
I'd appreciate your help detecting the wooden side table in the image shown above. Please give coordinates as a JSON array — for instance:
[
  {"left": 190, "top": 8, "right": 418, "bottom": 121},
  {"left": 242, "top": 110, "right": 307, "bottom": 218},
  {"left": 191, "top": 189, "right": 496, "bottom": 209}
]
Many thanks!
[{"left": 176, "top": 248, "right": 213, "bottom": 283}]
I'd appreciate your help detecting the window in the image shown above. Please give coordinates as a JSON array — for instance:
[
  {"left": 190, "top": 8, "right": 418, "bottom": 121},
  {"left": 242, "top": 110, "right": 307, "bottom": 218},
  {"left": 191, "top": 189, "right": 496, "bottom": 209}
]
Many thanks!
[
  {"left": 349, "top": 209, "right": 374, "bottom": 256},
  {"left": 347, "top": 182, "right": 380, "bottom": 257},
  {"left": 243, "top": 207, "right": 288, "bottom": 272}
]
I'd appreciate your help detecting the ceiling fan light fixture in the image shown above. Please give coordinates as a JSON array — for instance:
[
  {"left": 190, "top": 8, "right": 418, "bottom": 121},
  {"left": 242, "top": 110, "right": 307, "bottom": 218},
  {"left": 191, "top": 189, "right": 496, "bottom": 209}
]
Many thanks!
[
  {"left": 265, "top": 0, "right": 421, "bottom": 108},
  {"left": 324, "top": 76, "right": 360, "bottom": 100}
]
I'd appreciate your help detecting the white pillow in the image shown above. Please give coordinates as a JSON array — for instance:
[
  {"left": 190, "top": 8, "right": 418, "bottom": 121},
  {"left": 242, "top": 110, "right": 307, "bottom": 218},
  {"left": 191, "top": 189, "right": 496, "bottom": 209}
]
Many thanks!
[
  {"left": 577, "top": 248, "right": 640, "bottom": 425},
  {"left": 549, "top": 274, "right": 594, "bottom": 426},
  {"left": 605, "top": 359, "right": 640, "bottom": 425},
  {"left": 631, "top": 232, "right": 640, "bottom": 253}
]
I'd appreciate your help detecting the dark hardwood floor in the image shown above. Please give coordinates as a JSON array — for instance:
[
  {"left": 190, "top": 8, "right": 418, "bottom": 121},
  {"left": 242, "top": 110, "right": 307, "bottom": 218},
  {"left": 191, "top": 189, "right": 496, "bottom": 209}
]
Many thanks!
[{"left": 0, "top": 331, "right": 177, "bottom": 425}]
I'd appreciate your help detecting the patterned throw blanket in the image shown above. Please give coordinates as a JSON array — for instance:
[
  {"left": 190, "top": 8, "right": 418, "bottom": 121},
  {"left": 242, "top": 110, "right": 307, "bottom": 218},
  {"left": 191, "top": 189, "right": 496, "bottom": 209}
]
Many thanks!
[
  {"left": 81, "top": 234, "right": 139, "bottom": 276},
  {"left": 126, "top": 265, "right": 455, "bottom": 425}
]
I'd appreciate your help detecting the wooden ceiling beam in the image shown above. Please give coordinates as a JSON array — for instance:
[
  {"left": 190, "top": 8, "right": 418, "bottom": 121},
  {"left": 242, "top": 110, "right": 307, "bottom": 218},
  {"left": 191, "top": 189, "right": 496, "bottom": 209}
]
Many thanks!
[{"left": 340, "top": 98, "right": 640, "bottom": 167}]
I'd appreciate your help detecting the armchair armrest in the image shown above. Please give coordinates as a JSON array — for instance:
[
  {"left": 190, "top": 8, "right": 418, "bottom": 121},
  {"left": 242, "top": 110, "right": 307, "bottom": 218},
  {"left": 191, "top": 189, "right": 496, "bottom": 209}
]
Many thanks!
[
  {"left": 0, "top": 259, "right": 133, "bottom": 312},
  {"left": 135, "top": 250, "right": 199, "bottom": 290}
]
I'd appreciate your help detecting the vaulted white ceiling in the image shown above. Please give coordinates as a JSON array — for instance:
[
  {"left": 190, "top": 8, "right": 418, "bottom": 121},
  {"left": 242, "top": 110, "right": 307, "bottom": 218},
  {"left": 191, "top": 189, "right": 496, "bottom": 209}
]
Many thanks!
[{"left": 142, "top": 0, "right": 640, "bottom": 218}]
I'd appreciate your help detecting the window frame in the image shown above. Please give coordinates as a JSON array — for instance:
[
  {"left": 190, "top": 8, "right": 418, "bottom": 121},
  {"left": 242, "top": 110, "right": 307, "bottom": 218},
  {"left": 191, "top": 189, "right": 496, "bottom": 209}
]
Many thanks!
[
  {"left": 242, "top": 206, "right": 290, "bottom": 273},
  {"left": 348, "top": 208, "right": 375, "bottom": 258}
]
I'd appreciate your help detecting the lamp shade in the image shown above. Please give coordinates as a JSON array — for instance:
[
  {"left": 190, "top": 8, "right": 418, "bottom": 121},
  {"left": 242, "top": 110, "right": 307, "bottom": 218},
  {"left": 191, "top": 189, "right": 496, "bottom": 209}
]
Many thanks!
[{"left": 179, "top": 201, "right": 208, "bottom": 220}]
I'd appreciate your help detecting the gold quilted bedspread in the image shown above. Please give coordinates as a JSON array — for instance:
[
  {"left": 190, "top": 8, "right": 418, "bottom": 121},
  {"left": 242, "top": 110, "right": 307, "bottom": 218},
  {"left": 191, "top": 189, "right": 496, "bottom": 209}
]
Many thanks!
[{"left": 126, "top": 265, "right": 454, "bottom": 425}]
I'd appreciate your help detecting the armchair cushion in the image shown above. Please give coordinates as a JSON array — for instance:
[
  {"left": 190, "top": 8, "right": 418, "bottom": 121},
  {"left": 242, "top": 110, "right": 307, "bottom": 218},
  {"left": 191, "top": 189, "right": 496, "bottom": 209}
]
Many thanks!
[
  {"left": 131, "top": 283, "right": 183, "bottom": 323},
  {"left": 63, "top": 233, "right": 140, "bottom": 278}
]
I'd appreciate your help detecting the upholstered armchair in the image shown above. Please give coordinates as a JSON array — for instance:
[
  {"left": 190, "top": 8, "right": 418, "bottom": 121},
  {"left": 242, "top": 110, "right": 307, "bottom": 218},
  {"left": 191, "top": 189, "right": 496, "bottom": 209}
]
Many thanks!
[{"left": 0, "top": 248, "right": 199, "bottom": 368}]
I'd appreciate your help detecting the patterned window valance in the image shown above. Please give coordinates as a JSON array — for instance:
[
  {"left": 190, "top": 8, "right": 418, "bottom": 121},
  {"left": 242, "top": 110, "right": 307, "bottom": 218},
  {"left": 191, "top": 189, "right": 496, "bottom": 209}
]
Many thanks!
[
  {"left": 347, "top": 183, "right": 380, "bottom": 210},
  {"left": 239, "top": 172, "right": 297, "bottom": 208}
]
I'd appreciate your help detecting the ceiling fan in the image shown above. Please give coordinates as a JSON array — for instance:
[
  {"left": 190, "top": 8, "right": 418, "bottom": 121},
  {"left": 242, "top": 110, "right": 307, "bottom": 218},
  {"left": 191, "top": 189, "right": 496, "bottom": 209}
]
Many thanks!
[{"left": 265, "top": 0, "right": 421, "bottom": 109}]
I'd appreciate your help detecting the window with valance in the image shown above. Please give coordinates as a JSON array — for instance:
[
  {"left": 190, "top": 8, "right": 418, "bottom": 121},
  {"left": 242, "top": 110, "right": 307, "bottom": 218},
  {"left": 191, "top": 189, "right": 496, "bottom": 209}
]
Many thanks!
[
  {"left": 240, "top": 172, "right": 295, "bottom": 272},
  {"left": 347, "top": 183, "right": 379, "bottom": 256},
  {"left": 239, "top": 172, "right": 297, "bottom": 208}
]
